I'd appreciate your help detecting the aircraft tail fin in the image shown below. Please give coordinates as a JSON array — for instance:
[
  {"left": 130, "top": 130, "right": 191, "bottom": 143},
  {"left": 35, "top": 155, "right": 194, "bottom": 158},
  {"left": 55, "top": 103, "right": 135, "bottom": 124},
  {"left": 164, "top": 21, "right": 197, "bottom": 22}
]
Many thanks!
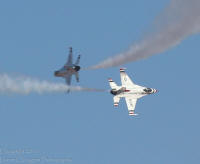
[
  {"left": 75, "top": 55, "right": 81, "bottom": 65},
  {"left": 108, "top": 78, "right": 119, "bottom": 89}
]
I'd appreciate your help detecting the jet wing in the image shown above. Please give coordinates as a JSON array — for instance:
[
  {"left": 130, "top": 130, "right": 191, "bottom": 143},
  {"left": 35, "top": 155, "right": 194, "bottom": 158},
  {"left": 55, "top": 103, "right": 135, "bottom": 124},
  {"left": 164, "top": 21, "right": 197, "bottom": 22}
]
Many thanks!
[
  {"left": 120, "top": 68, "right": 135, "bottom": 87},
  {"left": 65, "top": 74, "right": 72, "bottom": 86},
  {"left": 65, "top": 47, "right": 73, "bottom": 66},
  {"left": 125, "top": 97, "right": 138, "bottom": 116}
]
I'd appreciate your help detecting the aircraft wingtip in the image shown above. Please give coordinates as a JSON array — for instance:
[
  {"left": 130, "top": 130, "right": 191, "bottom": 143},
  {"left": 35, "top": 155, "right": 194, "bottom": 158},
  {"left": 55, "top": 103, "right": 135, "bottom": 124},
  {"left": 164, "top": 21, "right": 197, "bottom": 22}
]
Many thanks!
[
  {"left": 108, "top": 78, "right": 113, "bottom": 82},
  {"left": 129, "top": 111, "right": 138, "bottom": 116},
  {"left": 114, "top": 103, "right": 118, "bottom": 107},
  {"left": 120, "top": 68, "right": 126, "bottom": 72}
]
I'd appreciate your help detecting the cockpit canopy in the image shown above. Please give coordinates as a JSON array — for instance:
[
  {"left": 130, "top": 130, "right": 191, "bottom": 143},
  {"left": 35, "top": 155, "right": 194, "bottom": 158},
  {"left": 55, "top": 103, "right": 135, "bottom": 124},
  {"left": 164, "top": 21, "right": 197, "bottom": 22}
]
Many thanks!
[{"left": 143, "top": 88, "right": 152, "bottom": 93}]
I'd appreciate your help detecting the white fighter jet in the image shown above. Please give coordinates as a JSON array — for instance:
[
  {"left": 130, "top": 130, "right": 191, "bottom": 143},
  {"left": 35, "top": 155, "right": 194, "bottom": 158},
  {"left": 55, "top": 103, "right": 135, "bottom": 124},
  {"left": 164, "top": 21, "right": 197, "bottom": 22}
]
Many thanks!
[{"left": 108, "top": 68, "right": 157, "bottom": 116}]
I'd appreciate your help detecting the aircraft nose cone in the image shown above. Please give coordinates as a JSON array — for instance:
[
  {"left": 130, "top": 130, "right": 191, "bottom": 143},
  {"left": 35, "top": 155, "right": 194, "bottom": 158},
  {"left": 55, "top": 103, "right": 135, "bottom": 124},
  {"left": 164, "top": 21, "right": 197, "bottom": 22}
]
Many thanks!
[
  {"left": 154, "top": 89, "right": 158, "bottom": 93},
  {"left": 54, "top": 71, "right": 59, "bottom": 76}
]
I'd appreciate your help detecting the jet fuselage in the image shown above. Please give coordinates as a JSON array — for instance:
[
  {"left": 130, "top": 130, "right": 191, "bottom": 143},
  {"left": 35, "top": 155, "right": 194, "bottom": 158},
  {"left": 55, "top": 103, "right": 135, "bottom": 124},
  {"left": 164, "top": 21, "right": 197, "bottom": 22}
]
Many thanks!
[
  {"left": 54, "top": 65, "right": 81, "bottom": 77},
  {"left": 110, "top": 87, "right": 157, "bottom": 98}
]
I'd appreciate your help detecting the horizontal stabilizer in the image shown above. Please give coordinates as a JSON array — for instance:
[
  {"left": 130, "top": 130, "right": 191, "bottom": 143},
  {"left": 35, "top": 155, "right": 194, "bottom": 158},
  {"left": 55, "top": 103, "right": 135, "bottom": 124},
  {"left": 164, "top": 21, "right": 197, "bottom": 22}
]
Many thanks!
[
  {"left": 113, "top": 96, "right": 120, "bottom": 107},
  {"left": 75, "top": 55, "right": 81, "bottom": 65},
  {"left": 108, "top": 78, "right": 118, "bottom": 89}
]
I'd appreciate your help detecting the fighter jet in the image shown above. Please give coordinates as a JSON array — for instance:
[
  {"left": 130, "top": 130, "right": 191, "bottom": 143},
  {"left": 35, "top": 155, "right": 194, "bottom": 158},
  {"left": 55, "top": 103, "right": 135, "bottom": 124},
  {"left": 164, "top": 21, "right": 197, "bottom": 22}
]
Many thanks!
[
  {"left": 108, "top": 68, "right": 157, "bottom": 116},
  {"left": 54, "top": 47, "right": 81, "bottom": 86}
]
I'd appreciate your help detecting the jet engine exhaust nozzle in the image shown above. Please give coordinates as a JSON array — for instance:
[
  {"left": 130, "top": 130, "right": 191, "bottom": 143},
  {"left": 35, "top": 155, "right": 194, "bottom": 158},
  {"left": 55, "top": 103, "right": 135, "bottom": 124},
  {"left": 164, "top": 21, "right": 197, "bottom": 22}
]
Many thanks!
[{"left": 74, "top": 66, "right": 81, "bottom": 72}]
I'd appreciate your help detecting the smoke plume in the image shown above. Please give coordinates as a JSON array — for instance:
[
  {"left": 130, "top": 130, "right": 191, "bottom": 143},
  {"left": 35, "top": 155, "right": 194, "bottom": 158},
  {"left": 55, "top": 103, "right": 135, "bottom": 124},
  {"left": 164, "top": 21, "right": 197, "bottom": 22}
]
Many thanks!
[
  {"left": 89, "top": 0, "right": 200, "bottom": 69},
  {"left": 0, "top": 74, "right": 104, "bottom": 95}
]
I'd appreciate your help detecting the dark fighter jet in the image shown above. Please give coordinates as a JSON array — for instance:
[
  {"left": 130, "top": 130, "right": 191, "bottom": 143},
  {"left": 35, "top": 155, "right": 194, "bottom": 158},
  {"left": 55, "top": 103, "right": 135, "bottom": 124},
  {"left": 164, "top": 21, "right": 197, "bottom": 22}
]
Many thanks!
[{"left": 54, "top": 47, "right": 81, "bottom": 86}]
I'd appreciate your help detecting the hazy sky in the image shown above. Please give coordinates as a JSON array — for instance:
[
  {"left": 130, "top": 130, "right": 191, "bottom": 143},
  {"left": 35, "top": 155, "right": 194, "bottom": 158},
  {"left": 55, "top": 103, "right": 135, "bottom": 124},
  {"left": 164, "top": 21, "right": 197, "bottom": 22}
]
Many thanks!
[{"left": 0, "top": 0, "right": 200, "bottom": 164}]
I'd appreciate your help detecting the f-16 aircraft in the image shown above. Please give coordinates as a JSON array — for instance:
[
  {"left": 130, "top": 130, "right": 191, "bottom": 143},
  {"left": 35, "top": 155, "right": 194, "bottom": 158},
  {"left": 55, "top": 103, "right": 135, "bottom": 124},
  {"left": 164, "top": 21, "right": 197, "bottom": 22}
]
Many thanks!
[
  {"left": 108, "top": 68, "right": 157, "bottom": 116},
  {"left": 54, "top": 47, "right": 81, "bottom": 86}
]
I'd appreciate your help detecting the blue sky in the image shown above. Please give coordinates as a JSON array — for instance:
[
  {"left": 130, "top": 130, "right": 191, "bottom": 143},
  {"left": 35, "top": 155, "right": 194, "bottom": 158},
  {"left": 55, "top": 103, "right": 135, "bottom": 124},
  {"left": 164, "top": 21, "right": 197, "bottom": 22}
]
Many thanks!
[{"left": 0, "top": 0, "right": 200, "bottom": 163}]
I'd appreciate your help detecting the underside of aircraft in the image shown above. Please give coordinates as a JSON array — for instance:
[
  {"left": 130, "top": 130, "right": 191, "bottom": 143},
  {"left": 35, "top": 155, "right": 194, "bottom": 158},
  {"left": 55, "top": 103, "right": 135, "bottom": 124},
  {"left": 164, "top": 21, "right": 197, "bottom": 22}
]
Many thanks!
[
  {"left": 54, "top": 47, "right": 81, "bottom": 87},
  {"left": 108, "top": 68, "right": 157, "bottom": 116}
]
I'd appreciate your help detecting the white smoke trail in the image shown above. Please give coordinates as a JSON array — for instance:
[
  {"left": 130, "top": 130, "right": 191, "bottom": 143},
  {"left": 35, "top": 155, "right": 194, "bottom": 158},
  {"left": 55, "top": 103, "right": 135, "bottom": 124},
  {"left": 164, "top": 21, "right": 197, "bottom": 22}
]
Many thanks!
[
  {"left": 0, "top": 74, "right": 104, "bottom": 95},
  {"left": 89, "top": 0, "right": 200, "bottom": 69}
]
